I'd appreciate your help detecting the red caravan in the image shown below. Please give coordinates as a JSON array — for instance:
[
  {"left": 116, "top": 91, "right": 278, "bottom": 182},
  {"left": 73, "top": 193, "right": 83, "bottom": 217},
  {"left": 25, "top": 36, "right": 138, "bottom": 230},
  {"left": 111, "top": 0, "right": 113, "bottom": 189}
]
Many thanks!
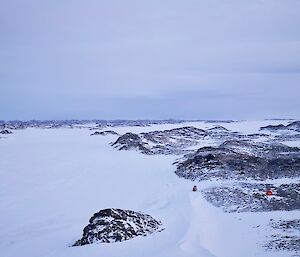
[{"left": 266, "top": 189, "right": 273, "bottom": 196}]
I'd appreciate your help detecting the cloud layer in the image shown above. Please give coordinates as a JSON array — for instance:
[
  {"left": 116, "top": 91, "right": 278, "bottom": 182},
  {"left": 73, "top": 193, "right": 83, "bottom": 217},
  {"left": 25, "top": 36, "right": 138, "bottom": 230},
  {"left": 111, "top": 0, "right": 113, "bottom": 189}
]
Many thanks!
[{"left": 1, "top": 0, "right": 300, "bottom": 119}]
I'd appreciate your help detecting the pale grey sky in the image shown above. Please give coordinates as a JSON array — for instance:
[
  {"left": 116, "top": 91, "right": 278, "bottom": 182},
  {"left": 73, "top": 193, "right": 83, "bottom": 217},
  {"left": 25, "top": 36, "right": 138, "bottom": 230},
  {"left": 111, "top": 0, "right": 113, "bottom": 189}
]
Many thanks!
[{"left": 1, "top": 0, "right": 300, "bottom": 120}]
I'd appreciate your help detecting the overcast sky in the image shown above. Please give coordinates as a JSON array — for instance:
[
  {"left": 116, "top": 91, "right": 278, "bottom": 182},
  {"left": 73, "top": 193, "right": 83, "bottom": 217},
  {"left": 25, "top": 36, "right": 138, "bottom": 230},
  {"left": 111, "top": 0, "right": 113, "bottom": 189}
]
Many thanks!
[{"left": 1, "top": 0, "right": 300, "bottom": 120}]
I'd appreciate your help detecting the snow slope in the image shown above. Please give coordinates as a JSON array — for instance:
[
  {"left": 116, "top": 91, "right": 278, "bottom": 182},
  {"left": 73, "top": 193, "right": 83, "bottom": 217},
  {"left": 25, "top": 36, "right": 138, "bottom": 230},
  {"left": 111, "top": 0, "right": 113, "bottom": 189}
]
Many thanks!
[{"left": 0, "top": 121, "right": 298, "bottom": 257}]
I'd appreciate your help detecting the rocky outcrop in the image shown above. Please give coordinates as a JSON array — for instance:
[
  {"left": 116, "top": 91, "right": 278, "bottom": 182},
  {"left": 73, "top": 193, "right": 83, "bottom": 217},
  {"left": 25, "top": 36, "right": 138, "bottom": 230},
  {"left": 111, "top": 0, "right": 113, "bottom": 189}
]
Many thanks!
[
  {"left": 112, "top": 126, "right": 247, "bottom": 155},
  {"left": 112, "top": 127, "right": 204, "bottom": 155},
  {"left": 175, "top": 140, "right": 300, "bottom": 181},
  {"left": 287, "top": 121, "right": 300, "bottom": 131},
  {"left": 91, "top": 130, "right": 119, "bottom": 136},
  {"left": 0, "top": 119, "right": 190, "bottom": 130},
  {"left": 266, "top": 219, "right": 300, "bottom": 254},
  {"left": 203, "top": 183, "right": 300, "bottom": 212},
  {"left": 219, "top": 140, "right": 299, "bottom": 158},
  {"left": 73, "top": 208, "right": 163, "bottom": 246},
  {"left": 260, "top": 124, "right": 287, "bottom": 131},
  {"left": 0, "top": 129, "right": 12, "bottom": 134},
  {"left": 208, "top": 126, "right": 229, "bottom": 132},
  {"left": 260, "top": 121, "right": 300, "bottom": 132},
  {"left": 112, "top": 133, "right": 153, "bottom": 154}
]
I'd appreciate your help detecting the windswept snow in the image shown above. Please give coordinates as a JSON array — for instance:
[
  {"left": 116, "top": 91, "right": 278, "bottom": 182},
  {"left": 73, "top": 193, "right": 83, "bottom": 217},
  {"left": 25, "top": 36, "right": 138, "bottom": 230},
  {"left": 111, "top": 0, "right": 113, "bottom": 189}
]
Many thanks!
[{"left": 0, "top": 120, "right": 299, "bottom": 257}]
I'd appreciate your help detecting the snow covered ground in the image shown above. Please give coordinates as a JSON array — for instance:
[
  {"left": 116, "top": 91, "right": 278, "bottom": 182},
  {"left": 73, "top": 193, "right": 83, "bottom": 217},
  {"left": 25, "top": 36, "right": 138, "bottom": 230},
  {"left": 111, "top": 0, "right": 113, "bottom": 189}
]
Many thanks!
[{"left": 0, "top": 120, "right": 299, "bottom": 257}]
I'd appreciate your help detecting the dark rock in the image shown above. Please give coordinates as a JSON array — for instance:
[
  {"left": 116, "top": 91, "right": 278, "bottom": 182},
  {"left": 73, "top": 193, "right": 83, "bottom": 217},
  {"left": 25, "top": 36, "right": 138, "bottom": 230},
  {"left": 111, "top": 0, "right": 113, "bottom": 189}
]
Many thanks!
[
  {"left": 266, "top": 219, "right": 300, "bottom": 254},
  {"left": 175, "top": 140, "right": 300, "bottom": 181},
  {"left": 286, "top": 122, "right": 300, "bottom": 134},
  {"left": 112, "top": 133, "right": 153, "bottom": 154},
  {"left": 73, "top": 208, "right": 163, "bottom": 246},
  {"left": 260, "top": 124, "right": 287, "bottom": 131},
  {"left": 91, "top": 130, "right": 119, "bottom": 136},
  {"left": 247, "top": 133, "right": 269, "bottom": 138},
  {"left": 203, "top": 183, "right": 300, "bottom": 212},
  {"left": 208, "top": 126, "right": 229, "bottom": 132},
  {"left": 204, "top": 120, "right": 235, "bottom": 123},
  {"left": 260, "top": 121, "right": 300, "bottom": 132},
  {"left": 0, "top": 129, "right": 12, "bottom": 134},
  {"left": 112, "top": 126, "right": 248, "bottom": 155},
  {"left": 271, "top": 219, "right": 300, "bottom": 231}
]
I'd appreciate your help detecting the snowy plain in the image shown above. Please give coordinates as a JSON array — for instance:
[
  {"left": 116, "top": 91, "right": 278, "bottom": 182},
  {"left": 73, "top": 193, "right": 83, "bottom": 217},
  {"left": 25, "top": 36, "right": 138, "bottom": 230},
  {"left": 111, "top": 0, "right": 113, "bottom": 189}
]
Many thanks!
[{"left": 0, "top": 120, "right": 299, "bottom": 257}]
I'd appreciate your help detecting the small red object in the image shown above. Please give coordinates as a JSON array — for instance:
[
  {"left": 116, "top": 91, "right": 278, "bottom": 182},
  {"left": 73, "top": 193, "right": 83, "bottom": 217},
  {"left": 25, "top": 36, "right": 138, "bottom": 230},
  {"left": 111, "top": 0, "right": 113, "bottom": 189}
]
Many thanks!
[
  {"left": 193, "top": 185, "right": 197, "bottom": 192},
  {"left": 266, "top": 189, "right": 273, "bottom": 196}
]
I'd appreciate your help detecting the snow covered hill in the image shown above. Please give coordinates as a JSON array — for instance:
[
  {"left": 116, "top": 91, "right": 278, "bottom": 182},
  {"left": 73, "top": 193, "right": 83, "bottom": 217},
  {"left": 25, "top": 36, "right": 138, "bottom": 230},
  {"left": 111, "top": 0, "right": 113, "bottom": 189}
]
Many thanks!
[{"left": 0, "top": 120, "right": 299, "bottom": 257}]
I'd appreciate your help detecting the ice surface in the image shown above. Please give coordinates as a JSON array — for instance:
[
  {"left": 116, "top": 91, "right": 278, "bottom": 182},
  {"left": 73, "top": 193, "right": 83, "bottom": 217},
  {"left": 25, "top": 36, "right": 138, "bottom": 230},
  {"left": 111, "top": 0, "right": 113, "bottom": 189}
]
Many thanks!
[{"left": 0, "top": 121, "right": 299, "bottom": 257}]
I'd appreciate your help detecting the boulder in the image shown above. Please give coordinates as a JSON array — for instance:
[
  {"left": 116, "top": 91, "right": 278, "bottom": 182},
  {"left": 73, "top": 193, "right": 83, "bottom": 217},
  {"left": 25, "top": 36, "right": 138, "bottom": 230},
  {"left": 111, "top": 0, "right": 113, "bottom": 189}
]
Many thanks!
[{"left": 73, "top": 208, "right": 163, "bottom": 246}]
